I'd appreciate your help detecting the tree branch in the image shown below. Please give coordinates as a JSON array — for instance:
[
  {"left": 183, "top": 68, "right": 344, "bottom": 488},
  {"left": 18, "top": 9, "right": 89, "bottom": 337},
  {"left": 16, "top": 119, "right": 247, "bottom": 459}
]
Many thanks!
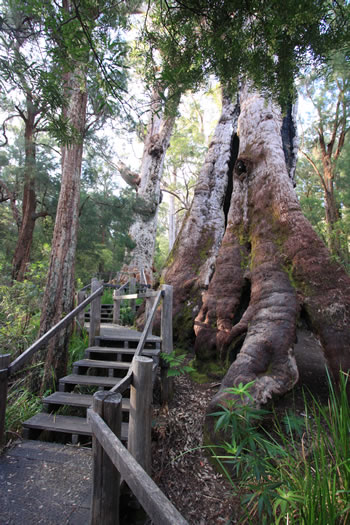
[
  {"left": 0, "top": 180, "right": 21, "bottom": 228},
  {"left": 33, "top": 210, "right": 49, "bottom": 220},
  {"left": 161, "top": 187, "right": 189, "bottom": 210},
  {"left": 327, "top": 92, "right": 341, "bottom": 157},
  {"left": 0, "top": 115, "right": 18, "bottom": 146},
  {"left": 300, "top": 150, "right": 327, "bottom": 193}
]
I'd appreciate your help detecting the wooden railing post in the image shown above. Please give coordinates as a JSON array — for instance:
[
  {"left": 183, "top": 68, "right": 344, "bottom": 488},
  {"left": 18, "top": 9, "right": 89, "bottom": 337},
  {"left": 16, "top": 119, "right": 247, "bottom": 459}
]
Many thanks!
[
  {"left": 76, "top": 290, "right": 86, "bottom": 336},
  {"left": 0, "top": 354, "right": 10, "bottom": 447},
  {"left": 90, "top": 391, "right": 122, "bottom": 525},
  {"left": 160, "top": 284, "right": 173, "bottom": 403},
  {"left": 145, "top": 294, "right": 155, "bottom": 335},
  {"left": 128, "top": 356, "right": 153, "bottom": 475},
  {"left": 89, "top": 278, "right": 102, "bottom": 347},
  {"left": 113, "top": 288, "right": 121, "bottom": 325},
  {"left": 130, "top": 277, "right": 136, "bottom": 314},
  {"left": 140, "top": 267, "right": 147, "bottom": 285}
]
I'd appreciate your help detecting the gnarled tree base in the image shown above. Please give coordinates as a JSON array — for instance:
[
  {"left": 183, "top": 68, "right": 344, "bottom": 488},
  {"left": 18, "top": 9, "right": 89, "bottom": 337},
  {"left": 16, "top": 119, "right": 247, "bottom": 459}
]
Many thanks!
[{"left": 192, "top": 88, "right": 350, "bottom": 429}]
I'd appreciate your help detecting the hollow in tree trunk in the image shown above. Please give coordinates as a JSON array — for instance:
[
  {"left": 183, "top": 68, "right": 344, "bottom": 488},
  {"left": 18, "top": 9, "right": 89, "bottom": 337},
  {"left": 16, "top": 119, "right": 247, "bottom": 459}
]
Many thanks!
[{"left": 159, "top": 92, "right": 240, "bottom": 345}]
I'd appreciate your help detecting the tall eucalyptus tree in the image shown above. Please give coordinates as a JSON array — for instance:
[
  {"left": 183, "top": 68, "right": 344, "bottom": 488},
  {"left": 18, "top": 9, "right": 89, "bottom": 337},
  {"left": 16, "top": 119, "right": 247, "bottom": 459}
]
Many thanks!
[
  {"left": 0, "top": 3, "right": 62, "bottom": 280},
  {"left": 24, "top": 0, "right": 140, "bottom": 392}
]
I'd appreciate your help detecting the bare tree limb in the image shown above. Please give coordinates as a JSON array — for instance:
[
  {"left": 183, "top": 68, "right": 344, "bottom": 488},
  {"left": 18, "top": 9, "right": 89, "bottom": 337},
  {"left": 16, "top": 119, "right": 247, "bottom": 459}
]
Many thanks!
[
  {"left": 0, "top": 115, "right": 18, "bottom": 146},
  {"left": 161, "top": 187, "right": 189, "bottom": 210},
  {"left": 0, "top": 180, "right": 21, "bottom": 228},
  {"left": 300, "top": 150, "right": 327, "bottom": 193}
]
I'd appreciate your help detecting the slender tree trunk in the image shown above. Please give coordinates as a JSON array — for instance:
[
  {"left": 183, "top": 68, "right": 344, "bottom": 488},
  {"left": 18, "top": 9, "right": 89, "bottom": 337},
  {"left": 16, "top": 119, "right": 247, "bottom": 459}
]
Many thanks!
[
  {"left": 122, "top": 89, "right": 180, "bottom": 285},
  {"left": 31, "top": 66, "right": 87, "bottom": 394},
  {"left": 159, "top": 92, "right": 240, "bottom": 345},
  {"left": 322, "top": 161, "right": 342, "bottom": 258},
  {"left": 168, "top": 168, "right": 176, "bottom": 252},
  {"left": 11, "top": 95, "right": 38, "bottom": 281}
]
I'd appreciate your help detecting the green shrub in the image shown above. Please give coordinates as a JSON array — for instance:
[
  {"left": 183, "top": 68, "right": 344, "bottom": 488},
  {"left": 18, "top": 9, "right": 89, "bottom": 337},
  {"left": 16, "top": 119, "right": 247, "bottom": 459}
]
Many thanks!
[
  {"left": 68, "top": 330, "right": 89, "bottom": 371},
  {"left": 0, "top": 262, "right": 47, "bottom": 359},
  {"left": 210, "top": 372, "right": 350, "bottom": 524},
  {"left": 161, "top": 351, "right": 195, "bottom": 377},
  {"left": 5, "top": 375, "right": 43, "bottom": 439},
  {"left": 101, "top": 288, "right": 113, "bottom": 304}
]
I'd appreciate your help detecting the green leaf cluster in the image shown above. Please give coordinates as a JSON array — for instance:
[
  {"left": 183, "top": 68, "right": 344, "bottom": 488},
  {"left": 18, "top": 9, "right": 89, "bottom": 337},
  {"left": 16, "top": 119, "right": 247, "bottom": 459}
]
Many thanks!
[
  {"left": 161, "top": 350, "right": 195, "bottom": 377},
  {"left": 209, "top": 374, "right": 350, "bottom": 524},
  {"left": 144, "top": 0, "right": 350, "bottom": 107}
]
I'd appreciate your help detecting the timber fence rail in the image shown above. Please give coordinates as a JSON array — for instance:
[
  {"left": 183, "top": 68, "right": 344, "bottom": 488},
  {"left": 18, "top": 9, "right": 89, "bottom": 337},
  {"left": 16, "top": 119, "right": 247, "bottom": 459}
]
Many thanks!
[{"left": 88, "top": 389, "right": 189, "bottom": 525}]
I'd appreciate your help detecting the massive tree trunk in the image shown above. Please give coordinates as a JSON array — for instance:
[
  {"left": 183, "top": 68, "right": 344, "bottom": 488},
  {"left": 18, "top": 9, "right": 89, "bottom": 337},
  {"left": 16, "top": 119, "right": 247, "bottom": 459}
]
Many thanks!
[
  {"left": 164, "top": 85, "right": 350, "bottom": 412},
  {"left": 31, "top": 66, "right": 87, "bottom": 393},
  {"left": 122, "top": 89, "right": 180, "bottom": 285},
  {"left": 159, "top": 92, "right": 240, "bottom": 345},
  {"left": 11, "top": 94, "right": 40, "bottom": 281}
]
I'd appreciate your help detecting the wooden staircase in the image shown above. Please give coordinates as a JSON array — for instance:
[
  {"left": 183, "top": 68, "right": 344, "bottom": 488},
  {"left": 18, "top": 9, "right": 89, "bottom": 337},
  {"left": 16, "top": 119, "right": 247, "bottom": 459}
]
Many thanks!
[
  {"left": 23, "top": 326, "right": 161, "bottom": 444},
  {"left": 84, "top": 303, "right": 114, "bottom": 324}
]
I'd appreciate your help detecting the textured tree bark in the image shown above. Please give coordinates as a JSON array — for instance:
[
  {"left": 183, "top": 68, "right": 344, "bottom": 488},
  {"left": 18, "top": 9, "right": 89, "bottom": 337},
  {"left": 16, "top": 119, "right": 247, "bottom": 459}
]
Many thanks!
[
  {"left": 192, "top": 86, "right": 350, "bottom": 418},
  {"left": 159, "top": 93, "right": 240, "bottom": 345},
  {"left": 322, "top": 157, "right": 342, "bottom": 258},
  {"left": 31, "top": 66, "right": 87, "bottom": 394},
  {"left": 11, "top": 94, "right": 40, "bottom": 281},
  {"left": 162, "top": 84, "right": 350, "bottom": 422},
  {"left": 168, "top": 169, "right": 176, "bottom": 252},
  {"left": 122, "top": 89, "right": 180, "bottom": 285}
]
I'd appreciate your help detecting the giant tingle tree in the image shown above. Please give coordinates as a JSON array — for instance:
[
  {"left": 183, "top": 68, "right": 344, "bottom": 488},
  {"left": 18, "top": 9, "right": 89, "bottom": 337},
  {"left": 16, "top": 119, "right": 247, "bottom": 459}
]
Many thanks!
[{"left": 156, "top": 0, "right": 350, "bottom": 411}]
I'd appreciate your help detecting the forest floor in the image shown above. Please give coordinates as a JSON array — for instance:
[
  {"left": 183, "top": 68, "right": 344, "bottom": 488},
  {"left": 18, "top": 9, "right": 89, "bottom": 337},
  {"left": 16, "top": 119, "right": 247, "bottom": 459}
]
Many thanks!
[
  {"left": 151, "top": 373, "right": 241, "bottom": 524},
  {"left": 151, "top": 328, "right": 330, "bottom": 525}
]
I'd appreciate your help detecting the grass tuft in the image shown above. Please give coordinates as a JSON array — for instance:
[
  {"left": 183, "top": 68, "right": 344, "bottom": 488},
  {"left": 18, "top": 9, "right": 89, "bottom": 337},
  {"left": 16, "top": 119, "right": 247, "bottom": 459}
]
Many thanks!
[{"left": 210, "top": 371, "right": 350, "bottom": 524}]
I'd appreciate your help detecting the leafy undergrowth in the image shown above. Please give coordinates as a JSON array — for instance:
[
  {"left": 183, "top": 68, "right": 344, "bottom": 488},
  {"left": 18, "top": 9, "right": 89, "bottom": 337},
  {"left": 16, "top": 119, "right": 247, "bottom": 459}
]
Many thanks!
[
  {"left": 5, "top": 374, "right": 43, "bottom": 443},
  {"left": 3, "top": 330, "right": 89, "bottom": 447},
  {"left": 210, "top": 372, "right": 349, "bottom": 524},
  {"left": 152, "top": 370, "right": 349, "bottom": 524}
]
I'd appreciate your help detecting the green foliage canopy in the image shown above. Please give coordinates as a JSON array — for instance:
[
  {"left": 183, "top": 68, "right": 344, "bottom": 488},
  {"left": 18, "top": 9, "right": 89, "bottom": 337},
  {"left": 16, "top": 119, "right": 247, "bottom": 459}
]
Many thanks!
[{"left": 145, "top": 0, "right": 350, "bottom": 106}]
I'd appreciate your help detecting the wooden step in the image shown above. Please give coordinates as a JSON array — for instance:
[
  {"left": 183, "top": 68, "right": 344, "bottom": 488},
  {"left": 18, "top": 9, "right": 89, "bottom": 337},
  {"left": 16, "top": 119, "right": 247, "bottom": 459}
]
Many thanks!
[
  {"left": 85, "top": 346, "right": 160, "bottom": 358},
  {"left": 97, "top": 333, "right": 161, "bottom": 343},
  {"left": 59, "top": 374, "right": 122, "bottom": 391},
  {"left": 73, "top": 359, "right": 131, "bottom": 371},
  {"left": 43, "top": 392, "right": 130, "bottom": 411},
  {"left": 96, "top": 335, "right": 161, "bottom": 350},
  {"left": 23, "top": 413, "right": 128, "bottom": 440},
  {"left": 86, "top": 304, "right": 113, "bottom": 311}
]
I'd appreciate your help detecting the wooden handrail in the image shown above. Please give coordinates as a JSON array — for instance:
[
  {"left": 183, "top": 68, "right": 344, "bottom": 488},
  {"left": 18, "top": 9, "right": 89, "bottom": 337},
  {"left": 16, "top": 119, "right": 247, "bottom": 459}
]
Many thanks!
[
  {"left": 116, "top": 291, "right": 159, "bottom": 300},
  {"left": 8, "top": 284, "right": 104, "bottom": 376},
  {"left": 110, "top": 289, "right": 163, "bottom": 395},
  {"left": 88, "top": 408, "right": 188, "bottom": 525}
]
